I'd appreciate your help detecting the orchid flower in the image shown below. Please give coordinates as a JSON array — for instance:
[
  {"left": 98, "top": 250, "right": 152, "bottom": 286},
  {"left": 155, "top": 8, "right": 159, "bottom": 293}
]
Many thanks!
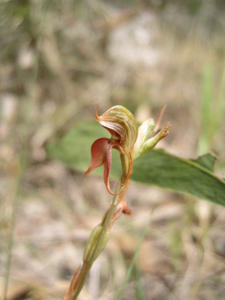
[
  {"left": 85, "top": 105, "right": 138, "bottom": 196},
  {"left": 85, "top": 105, "right": 169, "bottom": 217}
]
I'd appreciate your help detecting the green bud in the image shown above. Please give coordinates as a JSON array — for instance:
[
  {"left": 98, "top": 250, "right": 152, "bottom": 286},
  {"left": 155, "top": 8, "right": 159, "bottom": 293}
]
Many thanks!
[
  {"left": 133, "top": 119, "right": 155, "bottom": 159},
  {"left": 133, "top": 121, "right": 169, "bottom": 160},
  {"left": 83, "top": 224, "right": 110, "bottom": 263},
  {"left": 141, "top": 127, "right": 169, "bottom": 154}
]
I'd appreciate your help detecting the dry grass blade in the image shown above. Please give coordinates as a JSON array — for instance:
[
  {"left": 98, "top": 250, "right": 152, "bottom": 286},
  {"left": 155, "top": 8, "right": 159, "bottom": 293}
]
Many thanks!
[
  {"left": 116, "top": 218, "right": 152, "bottom": 300},
  {"left": 3, "top": 166, "right": 23, "bottom": 300}
]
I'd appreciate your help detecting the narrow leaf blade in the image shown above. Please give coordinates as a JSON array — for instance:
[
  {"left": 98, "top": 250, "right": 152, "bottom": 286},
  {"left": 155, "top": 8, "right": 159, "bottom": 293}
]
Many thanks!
[{"left": 132, "top": 150, "right": 225, "bottom": 206}]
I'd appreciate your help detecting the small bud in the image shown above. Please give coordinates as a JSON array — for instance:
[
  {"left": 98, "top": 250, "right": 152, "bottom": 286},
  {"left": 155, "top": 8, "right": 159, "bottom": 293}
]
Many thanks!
[
  {"left": 133, "top": 105, "right": 169, "bottom": 159},
  {"left": 83, "top": 224, "right": 110, "bottom": 262},
  {"left": 133, "top": 119, "right": 155, "bottom": 159},
  {"left": 138, "top": 125, "right": 169, "bottom": 157}
]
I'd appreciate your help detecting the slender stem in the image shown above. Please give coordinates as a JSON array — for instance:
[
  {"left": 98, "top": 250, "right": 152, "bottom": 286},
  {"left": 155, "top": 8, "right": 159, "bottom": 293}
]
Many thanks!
[{"left": 69, "top": 261, "right": 90, "bottom": 300}]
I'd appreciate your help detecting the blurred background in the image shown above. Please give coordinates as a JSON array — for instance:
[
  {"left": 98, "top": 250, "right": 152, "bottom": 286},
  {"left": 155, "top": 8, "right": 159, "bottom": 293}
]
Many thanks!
[{"left": 0, "top": 0, "right": 225, "bottom": 299}]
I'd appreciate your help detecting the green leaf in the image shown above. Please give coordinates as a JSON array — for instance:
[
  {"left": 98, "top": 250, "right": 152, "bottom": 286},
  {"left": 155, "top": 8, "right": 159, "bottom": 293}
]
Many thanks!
[
  {"left": 47, "top": 122, "right": 225, "bottom": 207},
  {"left": 132, "top": 151, "right": 225, "bottom": 206},
  {"left": 47, "top": 121, "right": 108, "bottom": 172}
]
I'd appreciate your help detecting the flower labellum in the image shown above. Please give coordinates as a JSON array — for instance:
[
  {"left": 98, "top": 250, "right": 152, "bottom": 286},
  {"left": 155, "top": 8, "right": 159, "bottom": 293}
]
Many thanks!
[{"left": 84, "top": 138, "right": 113, "bottom": 194}]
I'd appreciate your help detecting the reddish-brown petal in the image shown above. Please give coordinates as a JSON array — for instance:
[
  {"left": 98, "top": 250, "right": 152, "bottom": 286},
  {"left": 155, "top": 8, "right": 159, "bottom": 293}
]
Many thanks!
[
  {"left": 103, "top": 144, "right": 114, "bottom": 195},
  {"left": 152, "top": 104, "right": 167, "bottom": 135},
  {"left": 84, "top": 138, "right": 110, "bottom": 175},
  {"left": 85, "top": 137, "right": 116, "bottom": 195}
]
